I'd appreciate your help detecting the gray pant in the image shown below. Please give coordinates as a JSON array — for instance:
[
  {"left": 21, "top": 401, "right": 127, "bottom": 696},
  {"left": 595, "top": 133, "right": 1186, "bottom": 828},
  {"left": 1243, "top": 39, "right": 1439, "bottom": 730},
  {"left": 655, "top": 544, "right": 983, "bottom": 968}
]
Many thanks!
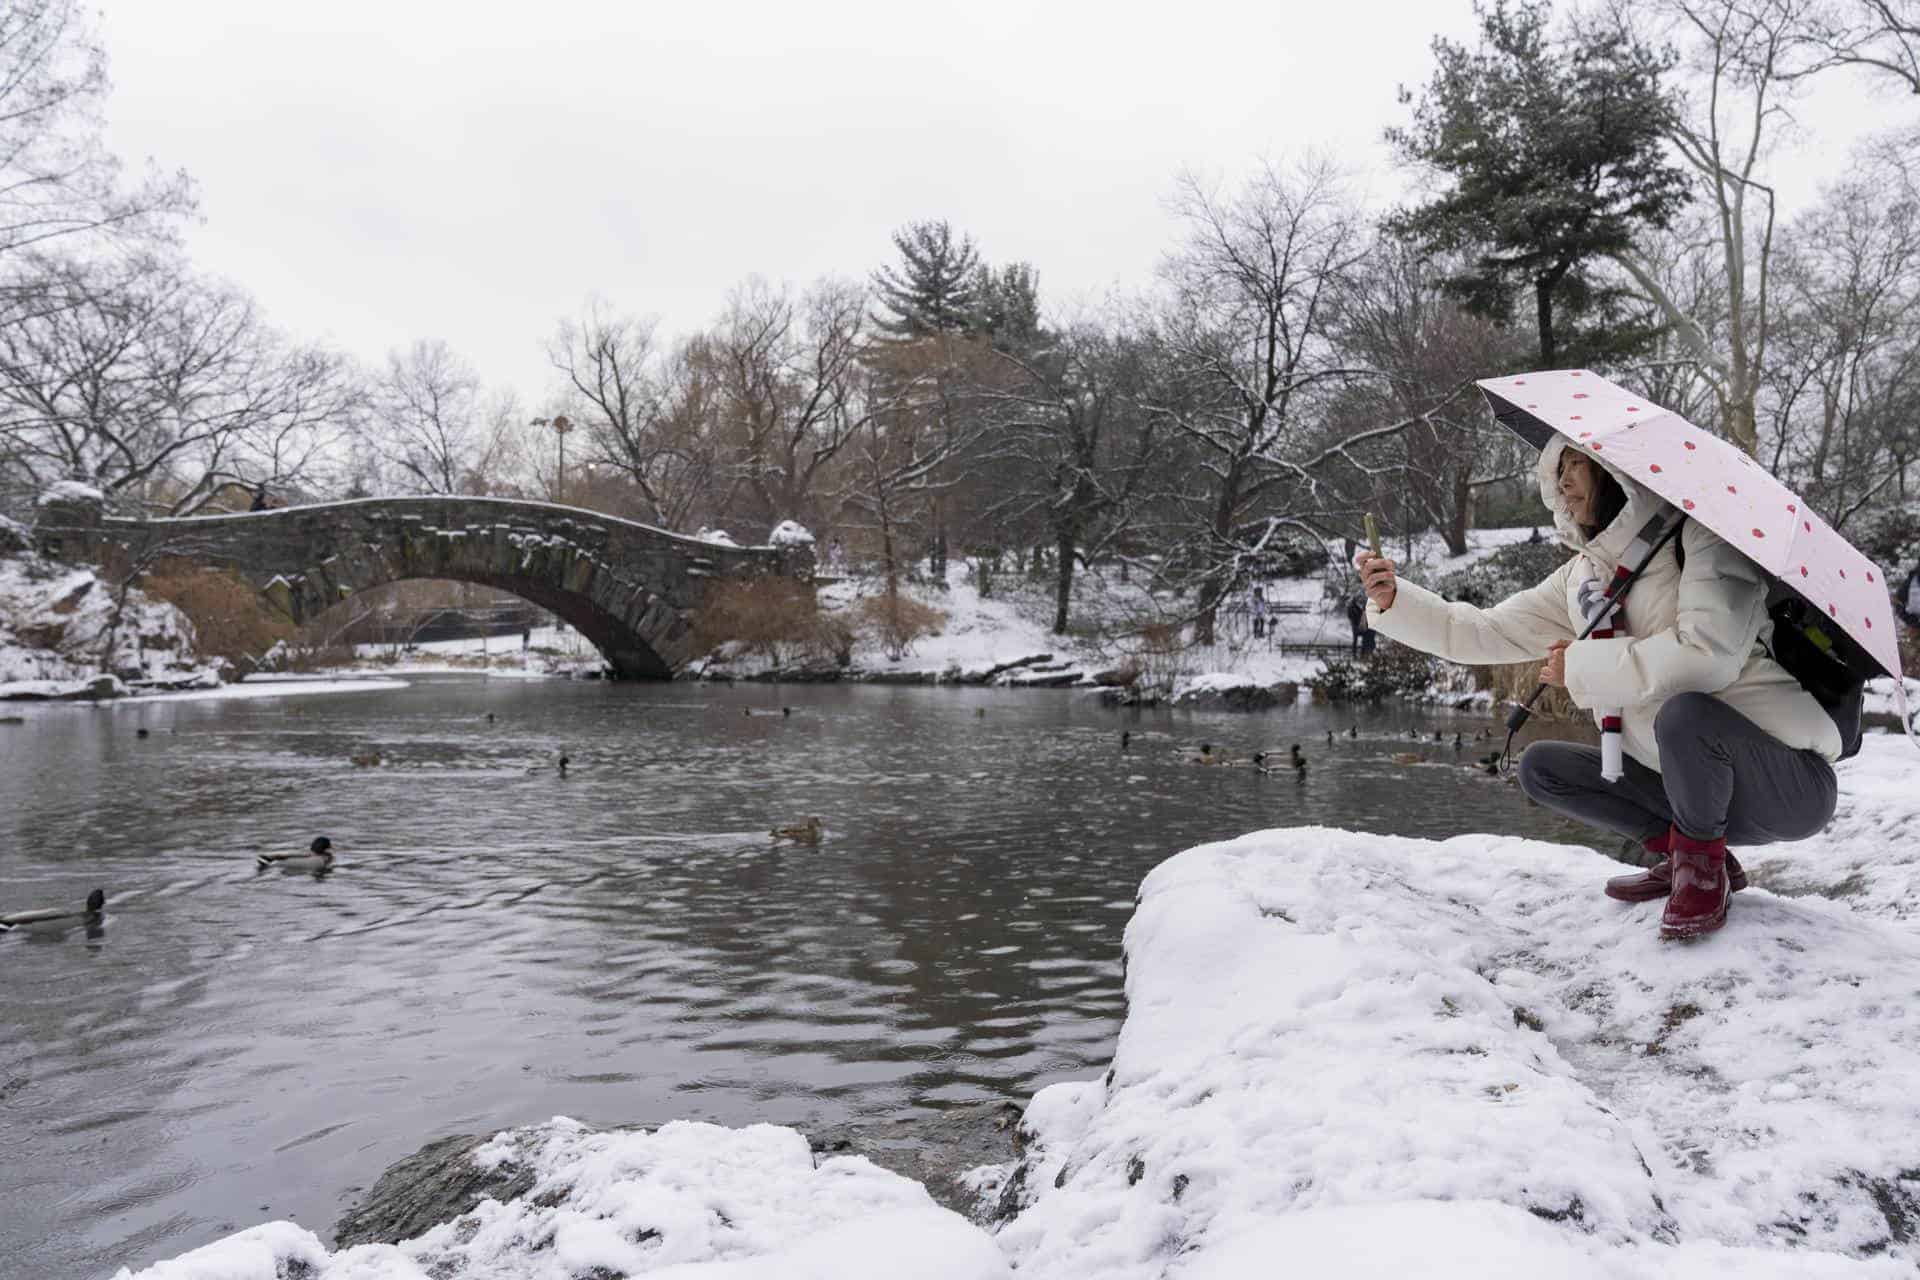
[{"left": 1517, "top": 691, "right": 1837, "bottom": 844}]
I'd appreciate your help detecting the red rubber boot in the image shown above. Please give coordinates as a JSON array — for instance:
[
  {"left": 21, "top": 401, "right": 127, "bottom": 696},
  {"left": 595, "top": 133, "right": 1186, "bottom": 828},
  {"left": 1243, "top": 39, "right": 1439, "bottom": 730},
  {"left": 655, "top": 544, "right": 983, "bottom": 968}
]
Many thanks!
[
  {"left": 1660, "top": 827, "right": 1730, "bottom": 940},
  {"left": 1606, "top": 831, "right": 1748, "bottom": 903}
]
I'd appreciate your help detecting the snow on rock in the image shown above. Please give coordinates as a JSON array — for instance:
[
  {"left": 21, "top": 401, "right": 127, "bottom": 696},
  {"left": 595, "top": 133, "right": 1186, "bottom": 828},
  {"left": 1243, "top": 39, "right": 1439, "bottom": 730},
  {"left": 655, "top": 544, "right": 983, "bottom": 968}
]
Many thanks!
[
  {"left": 695, "top": 527, "right": 740, "bottom": 547},
  {"left": 985, "top": 745, "right": 1920, "bottom": 1276},
  {"left": 117, "top": 1118, "right": 1011, "bottom": 1280},
  {"left": 0, "top": 552, "right": 211, "bottom": 688},
  {"left": 768, "top": 520, "right": 815, "bottom": 547}
]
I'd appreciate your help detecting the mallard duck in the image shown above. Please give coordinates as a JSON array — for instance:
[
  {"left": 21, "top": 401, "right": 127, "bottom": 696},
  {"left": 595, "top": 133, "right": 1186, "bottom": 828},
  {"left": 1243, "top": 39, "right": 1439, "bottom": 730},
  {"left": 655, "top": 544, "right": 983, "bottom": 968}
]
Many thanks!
[
  {"left": 1452, "top": 733, "right": 1463, "bottom": 750},
  {"left": 135, "top": 727, "right": 149, "bottom": 739},
  {"left": 1186, "top": 743, "right": 1219, "bottom": 765},
  {"left": 782, "top": 707, "right": 793, "bottom": 717},
  {"left": 1324, "top": 730, "right": 1334, "bottom": 746},
  {"left": 976, "top": 707, "right": 986, "bottom": 718},
  {"left": 1433, "top": 729, "right": 1444, "bottom": 742},
  {"left": 1290, "top": 744, "right": 1308, "bottom": 773},
  {"left": 1347, "top": 725, "right": 1358, "bottom": 739},
  {"left": 1392, "top": 752, "right": 1426, "bottom": 765},
  {"left": 559, "top": 752, "right": 571, "bottom": 777},
  {"left": 350, "top": 751, "right": 381, "bottom": 767},
  {"left": 771, "top": 816, "right": 824, "bottom": 843},
  {"left": 486, "top": 713, "right": 496, "bottom": 724},
  {"left": 1120, "top": 730, "right": 1131, "bottom": 751},
  {"left": 1477, "top": 752, "right": 1502, "bottom": 776},
  {"left": 1, "top": 888, "right": 105, "bottom": 933},
  {"left": 257, "top": 837, "right": 334, "bottom": 871}
]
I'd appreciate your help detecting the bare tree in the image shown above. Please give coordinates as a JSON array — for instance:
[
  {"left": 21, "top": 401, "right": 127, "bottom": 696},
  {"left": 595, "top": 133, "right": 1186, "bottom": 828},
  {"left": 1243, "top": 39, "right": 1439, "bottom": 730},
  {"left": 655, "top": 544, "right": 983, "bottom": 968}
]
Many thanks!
[
  {"left": 0, "top": 1, "right": 194, "bottom": 275},
  {"left": 1780, "top": 0, "right": 1920, "bottom": 93},
  {"left": 712, "top": 276, "right": 911, "bottom": 530},
  {"left": 547, "top": 300, "right": 732, "bottom": 530},
  {"left": 1149, "top": 158, "right": 1375, "bottom": 644},
  {"left": 975, "top": 318, "right": 1167, "bottom": 633},
  {"left": 1763, "top": 156, "right": 1920, "bottom": 524},
  {"left": 367, "top": 339, "right": 516, "bottom": 496},
  {"left": 0, "top": 254, "right": 357, "bottom": 513}
]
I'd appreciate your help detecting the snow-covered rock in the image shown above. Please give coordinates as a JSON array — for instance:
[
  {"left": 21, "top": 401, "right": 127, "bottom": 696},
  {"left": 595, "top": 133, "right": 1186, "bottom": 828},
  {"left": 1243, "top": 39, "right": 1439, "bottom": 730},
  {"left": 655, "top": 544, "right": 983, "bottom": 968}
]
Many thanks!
[
  {"left": 695, "top": 527, "right": 740, "bottom": 547},
  {"left": 984, "top": 735, "right": 1920, "bottom": 1276},
  {"left": 768, "top": 519, "right": 816, "bottom": 547},
  {"left": 0, "top": 552, "right": 211, "bottom": 687},
  {"left": 115, "top": 1118, "right": 1010, "bottom": 1280}
]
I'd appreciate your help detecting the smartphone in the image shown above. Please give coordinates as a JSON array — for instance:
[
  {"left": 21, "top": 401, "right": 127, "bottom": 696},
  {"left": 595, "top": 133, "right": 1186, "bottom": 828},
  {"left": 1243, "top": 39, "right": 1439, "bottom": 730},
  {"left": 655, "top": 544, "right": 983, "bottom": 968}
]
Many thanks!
[{"left": 1364, "top": 512, "right": 1382, "bottom": 559}]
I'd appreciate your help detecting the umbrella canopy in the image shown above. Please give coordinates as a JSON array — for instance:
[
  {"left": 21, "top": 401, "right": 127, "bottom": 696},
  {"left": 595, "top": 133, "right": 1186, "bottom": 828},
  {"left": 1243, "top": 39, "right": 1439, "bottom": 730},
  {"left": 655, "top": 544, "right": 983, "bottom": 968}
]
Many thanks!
[{"left": 1475, "top": 369, "right": 1904, "bottom": 686}]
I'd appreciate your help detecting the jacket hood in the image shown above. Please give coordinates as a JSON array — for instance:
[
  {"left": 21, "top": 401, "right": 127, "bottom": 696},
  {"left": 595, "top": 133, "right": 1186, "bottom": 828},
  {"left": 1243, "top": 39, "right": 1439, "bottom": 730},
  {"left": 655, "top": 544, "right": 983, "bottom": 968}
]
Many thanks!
[{"left": 1536, "top": 437, "right": 1671, "bottom": 568}]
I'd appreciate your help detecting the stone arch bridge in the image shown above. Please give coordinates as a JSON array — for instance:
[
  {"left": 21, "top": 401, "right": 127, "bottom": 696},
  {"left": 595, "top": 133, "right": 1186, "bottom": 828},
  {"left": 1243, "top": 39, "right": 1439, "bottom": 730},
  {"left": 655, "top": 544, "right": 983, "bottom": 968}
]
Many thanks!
[{"left": 35, "top": 494, "right": 813, "bottom": 679}]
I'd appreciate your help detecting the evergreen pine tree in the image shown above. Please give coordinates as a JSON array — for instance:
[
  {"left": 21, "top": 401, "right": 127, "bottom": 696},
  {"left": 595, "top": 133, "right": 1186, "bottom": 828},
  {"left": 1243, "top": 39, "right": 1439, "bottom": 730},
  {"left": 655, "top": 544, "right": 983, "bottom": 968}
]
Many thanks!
[
  {"left": 1385, "top": 0, "right": 1690, "bottom": 366},
  {"left": 871, "top": 220, "right": 982, "bottom": 338}
]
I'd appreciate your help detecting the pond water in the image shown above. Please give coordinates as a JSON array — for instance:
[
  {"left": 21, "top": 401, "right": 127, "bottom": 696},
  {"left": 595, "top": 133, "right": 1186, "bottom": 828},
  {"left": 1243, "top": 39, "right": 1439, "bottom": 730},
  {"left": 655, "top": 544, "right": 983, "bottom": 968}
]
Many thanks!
[{"left": 0, "top": 676, "right": 1602, "bottom": 1277}]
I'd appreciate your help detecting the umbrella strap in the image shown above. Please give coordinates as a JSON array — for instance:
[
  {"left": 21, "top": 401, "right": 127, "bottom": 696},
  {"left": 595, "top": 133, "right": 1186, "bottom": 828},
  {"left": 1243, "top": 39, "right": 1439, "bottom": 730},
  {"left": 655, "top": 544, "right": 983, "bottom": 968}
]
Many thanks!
[{"left": 1497, "top": 513, "right": 1688, "bottom": 772}]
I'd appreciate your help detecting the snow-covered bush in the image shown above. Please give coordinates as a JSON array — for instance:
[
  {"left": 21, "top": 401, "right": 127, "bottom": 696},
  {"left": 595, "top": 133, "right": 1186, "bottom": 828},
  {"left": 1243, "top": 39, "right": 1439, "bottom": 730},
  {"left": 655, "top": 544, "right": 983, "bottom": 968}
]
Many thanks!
[
  {"left": 695, "top": 527, "right": 740, "bottom": 547},
  {"left": 1431, "top": 539, "right": 1570, "bottom": 608},
  {"left": 1308, "top": 641, "right": 1438, "bottom": 703}
]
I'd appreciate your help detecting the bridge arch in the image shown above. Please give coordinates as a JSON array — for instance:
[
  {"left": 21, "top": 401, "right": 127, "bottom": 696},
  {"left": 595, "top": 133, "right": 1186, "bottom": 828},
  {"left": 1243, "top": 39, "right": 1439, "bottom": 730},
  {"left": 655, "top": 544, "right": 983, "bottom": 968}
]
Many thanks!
[{"left": 35, "top": 495, "right": 812, "bottom": 679}]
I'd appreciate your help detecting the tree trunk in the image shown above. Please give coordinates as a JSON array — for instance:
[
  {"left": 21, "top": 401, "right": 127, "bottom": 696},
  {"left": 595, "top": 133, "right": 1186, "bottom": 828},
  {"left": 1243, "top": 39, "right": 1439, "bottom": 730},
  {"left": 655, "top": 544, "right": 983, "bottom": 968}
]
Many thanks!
[
  {"left": 1445, "top": 459, "right": 1471, "bottom": 557},
  {"left": 1052, "top": 532, "right": 1077, "bottom": 635},
  {"left": 1535, "top": 275, "right": 1557, "bottom": 366}
]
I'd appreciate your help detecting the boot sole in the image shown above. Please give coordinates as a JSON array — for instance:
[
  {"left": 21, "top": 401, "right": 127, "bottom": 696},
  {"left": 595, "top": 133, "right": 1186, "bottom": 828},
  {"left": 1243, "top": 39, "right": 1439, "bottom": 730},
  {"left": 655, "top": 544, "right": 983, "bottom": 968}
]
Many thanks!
[{"left": 1660, "top": 899, "right": 1730, "bottom": 940}]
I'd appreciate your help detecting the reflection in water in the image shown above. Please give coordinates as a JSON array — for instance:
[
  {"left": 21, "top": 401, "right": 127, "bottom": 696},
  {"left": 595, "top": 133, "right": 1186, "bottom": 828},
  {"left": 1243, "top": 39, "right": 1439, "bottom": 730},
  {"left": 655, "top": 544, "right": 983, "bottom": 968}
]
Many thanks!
[{"left": 0, "top": 677, "right": 1599, "bottom": 1276}]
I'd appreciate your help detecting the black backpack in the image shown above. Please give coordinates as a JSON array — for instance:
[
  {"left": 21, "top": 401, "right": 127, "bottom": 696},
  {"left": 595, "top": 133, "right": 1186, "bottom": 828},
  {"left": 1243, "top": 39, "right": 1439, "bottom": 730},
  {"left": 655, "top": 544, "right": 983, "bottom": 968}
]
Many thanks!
[{"left": 1674, "top": 532, "right": 1870, "bottom": 759}]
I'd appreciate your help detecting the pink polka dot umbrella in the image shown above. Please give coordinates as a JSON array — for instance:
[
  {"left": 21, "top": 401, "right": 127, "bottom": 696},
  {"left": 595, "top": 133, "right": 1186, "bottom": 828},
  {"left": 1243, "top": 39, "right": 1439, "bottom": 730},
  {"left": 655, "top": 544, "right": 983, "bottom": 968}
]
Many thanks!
[{"left": 1477, "top": 369, "right": 1910, "bottom": 732}]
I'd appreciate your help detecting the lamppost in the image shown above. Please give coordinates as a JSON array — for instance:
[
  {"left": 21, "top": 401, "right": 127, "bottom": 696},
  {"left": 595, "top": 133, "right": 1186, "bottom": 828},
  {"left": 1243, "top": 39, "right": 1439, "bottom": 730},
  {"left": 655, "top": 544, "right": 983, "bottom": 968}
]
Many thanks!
[{"left": 531, "top": 415, "right": 573, "bottom": 502}]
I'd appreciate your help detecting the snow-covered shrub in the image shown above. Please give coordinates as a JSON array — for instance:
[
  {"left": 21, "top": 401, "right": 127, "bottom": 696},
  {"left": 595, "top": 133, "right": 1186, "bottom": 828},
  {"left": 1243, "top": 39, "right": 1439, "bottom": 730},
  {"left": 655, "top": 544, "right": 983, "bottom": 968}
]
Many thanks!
[
  {"left": 856, "top": 590, "right": 947, "bottom": 661},
  {"left": 695, "top": 527, "right": 740, "bottom": 547},
  {"left": 1308, "top": 641, "right": 1438, "bottom": 703},
  {"left": 1432, "top": 539, "right": 1570, "bottom": 607}
]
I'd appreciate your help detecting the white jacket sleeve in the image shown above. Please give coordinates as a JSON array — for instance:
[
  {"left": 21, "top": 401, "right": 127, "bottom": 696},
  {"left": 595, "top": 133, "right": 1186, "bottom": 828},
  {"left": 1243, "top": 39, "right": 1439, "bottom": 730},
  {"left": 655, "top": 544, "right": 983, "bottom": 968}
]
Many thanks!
[
  {"left": 1562, "top": 522, "right": 1765, "bottom": 710},
  {"left": 1366, "top": 560, "right": 1578, "bottom": 665}
]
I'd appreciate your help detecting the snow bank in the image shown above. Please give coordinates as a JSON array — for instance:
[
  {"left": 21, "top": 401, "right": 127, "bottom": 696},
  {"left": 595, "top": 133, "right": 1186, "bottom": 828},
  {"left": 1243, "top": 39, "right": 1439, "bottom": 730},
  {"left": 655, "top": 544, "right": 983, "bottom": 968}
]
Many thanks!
[
  {"left": 117, "top": 1118, "right": 1010, "bottom": 1280},
  {"left": 987, "top": 735, "right": 1920, "bottom": 1276}
]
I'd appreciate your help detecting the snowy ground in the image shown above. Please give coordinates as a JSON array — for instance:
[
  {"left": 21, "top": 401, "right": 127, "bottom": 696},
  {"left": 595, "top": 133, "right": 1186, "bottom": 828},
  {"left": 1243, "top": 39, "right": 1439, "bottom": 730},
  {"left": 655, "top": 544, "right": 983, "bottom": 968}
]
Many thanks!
[
  {"left": 335, "top": 623, "right": 586, "bottom": 679},
  {"left": 121, "top": 732, "right": 1920, "bottom": 1278}
]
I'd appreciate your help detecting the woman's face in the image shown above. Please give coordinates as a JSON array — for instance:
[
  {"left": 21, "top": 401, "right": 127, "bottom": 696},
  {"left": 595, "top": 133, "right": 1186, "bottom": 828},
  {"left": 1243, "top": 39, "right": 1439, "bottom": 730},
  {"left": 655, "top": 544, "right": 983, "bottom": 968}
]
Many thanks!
[{"left": 1557, "top": 452, "right": 1599, "bottom": 527}]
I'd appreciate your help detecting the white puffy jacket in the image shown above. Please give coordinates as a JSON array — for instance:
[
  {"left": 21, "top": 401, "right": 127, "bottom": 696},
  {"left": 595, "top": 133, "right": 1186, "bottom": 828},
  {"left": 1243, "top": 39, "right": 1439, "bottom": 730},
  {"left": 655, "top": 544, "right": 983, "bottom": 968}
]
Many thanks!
[{"left": 1367, "top": 438, "right": 1841, "bottom": 772}]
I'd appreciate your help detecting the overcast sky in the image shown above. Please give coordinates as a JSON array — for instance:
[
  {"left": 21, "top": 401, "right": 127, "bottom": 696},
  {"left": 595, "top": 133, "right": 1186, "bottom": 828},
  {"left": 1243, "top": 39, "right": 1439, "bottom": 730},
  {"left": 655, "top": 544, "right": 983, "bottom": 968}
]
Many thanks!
[{"left": 98, "top": 1, "right": 1903, "bottom": 404}]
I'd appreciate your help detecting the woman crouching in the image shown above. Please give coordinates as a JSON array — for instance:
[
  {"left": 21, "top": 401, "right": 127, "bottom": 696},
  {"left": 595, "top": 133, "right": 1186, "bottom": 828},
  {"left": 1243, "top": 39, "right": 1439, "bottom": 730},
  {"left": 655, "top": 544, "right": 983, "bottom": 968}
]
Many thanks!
[{"left": 1355, "top": 441, "right": 1840, "bottom": 940}]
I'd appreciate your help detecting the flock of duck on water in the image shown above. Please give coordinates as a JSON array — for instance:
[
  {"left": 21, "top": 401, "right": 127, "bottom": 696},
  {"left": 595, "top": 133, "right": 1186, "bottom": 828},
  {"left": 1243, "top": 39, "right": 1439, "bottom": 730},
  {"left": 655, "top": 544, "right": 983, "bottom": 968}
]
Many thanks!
[
  {"left": 1124, "top": 721, "right": 1506, "bottom": 777},
  {"left": 2, "top": 704, "right": 1499, "bottom": 937},
  {"left": 1, "top": 706, "right": 828, "bottom": 938}
]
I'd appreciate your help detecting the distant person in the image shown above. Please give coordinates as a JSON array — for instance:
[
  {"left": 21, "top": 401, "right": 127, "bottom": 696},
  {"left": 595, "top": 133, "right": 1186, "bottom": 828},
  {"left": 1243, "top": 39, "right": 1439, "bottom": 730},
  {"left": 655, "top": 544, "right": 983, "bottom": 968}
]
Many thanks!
[
  {"left": 249, "top": 486, "right": 269, "bottom": 512},
  {"left": 829, "top": 537, "right": 845, "bottom": 572},
  {"left": 521, "top": 626, "right": 531, "bottom": 652},
  {"left": 1345, "top": 595, "right": 1367, "bottom": 655},
  {"left": 1250, "top": 585, "right": 1269, "bottom": 639},
  {"left": 1528, "top": 526, "right": 1543, "bottom": 544}
]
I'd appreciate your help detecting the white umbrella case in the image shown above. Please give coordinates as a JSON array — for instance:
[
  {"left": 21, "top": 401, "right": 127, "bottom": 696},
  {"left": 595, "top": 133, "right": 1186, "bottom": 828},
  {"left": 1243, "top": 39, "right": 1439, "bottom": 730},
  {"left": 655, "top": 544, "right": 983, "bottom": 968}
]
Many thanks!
[{"left": 1476, "top": 368, "right": 1914, "bottom": 745}]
